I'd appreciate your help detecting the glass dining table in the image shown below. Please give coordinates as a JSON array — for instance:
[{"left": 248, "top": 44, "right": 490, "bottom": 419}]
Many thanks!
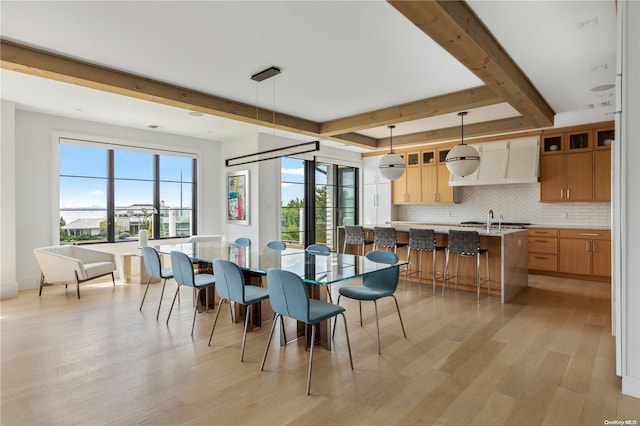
[
  {"left": 156, "top": 241, "right": 408, "bottom": 286},
  {"left": 156, "top": 241, "right": 409, "bottom": 349}
]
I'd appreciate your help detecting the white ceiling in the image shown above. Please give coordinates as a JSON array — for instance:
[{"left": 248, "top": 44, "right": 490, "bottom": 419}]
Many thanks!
[{"left": 0, "top": 1, "right": 617, "bottom": 151}]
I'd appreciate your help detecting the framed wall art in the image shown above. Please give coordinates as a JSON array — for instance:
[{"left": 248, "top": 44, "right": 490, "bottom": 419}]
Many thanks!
[{"left": 226, "top": 170, "right": 249, "bottom": 225}]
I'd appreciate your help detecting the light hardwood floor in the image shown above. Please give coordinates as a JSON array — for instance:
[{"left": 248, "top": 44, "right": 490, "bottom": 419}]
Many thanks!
[{"left": 1, "top": 274, "right": 639, "bottom": 425}]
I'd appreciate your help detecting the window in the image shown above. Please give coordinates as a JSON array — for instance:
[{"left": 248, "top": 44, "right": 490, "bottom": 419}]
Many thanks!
[
  {"left": 280, "top": 157, "right": 358, "bottom": 250},
  {"left": 59, "top": 139, "right": 196, "bottom": 244}
]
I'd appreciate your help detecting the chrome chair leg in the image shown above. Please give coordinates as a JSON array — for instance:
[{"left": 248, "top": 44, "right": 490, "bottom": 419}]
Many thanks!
[
  {"left": 486, "top": 251, "right": 490, "bottom": 296},
  {"left": 477, "top": 253, "right": 481, "bottom": 303},
  {"left": 391, "top": 295, "right": 407, "bottom": 339},
  {"left": 339, "top": 312, "right": 354, "bottom": 370},
  {"left": 443, "top": 249, "right": 450, "bottom": 296},
  {"left": 140, "top": 275, "right": 152, "bottom": 310},
  {"left": 261, "top": 314, "right": 280, "bottom": 371},
  {"left": 166, "top": 285, "right": 181, "bottom": 324},
  {"left": 373, "top": 300, "right": 381, "bottom": 354},
  {"left": 403, "top": 247, "right": 411, "bottom": 288},
  {"left": 358, "top": 301, "right": 363, "bottom": 326},
  {"left": 191, "top": 288, "right": 201, "bottom": 336},
  {"left": 306, "top": 324, "right": 316, "bottom": 395},
  {"left": 432, "top": 250, "right": 437, "bottom": 296},
  {"left": 240, "top": 304, "right": 251, "bottom": 362},
  {"left": 208, "top": 297, "right": 226, "bottom": 346},
  {"left": 455, "top": 253, "right": 460, "bottom": 291},
  {"left": 156, "top": 278, "right": 168, "bottom": 320}
]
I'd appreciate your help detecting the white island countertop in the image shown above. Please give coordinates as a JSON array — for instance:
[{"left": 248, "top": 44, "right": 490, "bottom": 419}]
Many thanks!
[{"left": 379, "top": 222, "right": 527, "bottom": 237}]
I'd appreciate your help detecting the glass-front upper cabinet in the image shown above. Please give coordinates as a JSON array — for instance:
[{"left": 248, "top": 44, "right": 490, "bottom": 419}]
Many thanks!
[
  {"left": 438, "top": 148, "right": 450, "bottom": 163},
  {"left": 542, "top": 134, "right": 564, "bottom": 154},
  {"left": 421, "top": 150, "right": 435, "bottom": 165},
  {"left": 567, "top": 130, "right": 592, "bottom": 152},
  {"left": 541, "top": 129, "right": 592, "bottom": 154},
  {"left": 406, "top": 152, "right": 420, "bottom": 166},
  {"left": 595, "top": 126, "right": 614, "bottom": 149}
]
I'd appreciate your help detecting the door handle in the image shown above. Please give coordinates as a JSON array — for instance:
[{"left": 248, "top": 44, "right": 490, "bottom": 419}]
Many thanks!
[
  {"left": 560, "top": 189, "right": 564, "bottom": 199},
  {"left": 585, "top": 241, "right": 590, "bottom": 252},
  {"left": 567, "top": 188, "right": 571, "bottom": 199}
]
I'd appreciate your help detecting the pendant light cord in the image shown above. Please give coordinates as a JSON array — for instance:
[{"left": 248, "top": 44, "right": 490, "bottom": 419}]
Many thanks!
[
  {"left": 458, "top": 111, "right": 468, "bottom": 145},
  {"left": 388, "top": 125, "right": 395, "bottom": 153}
]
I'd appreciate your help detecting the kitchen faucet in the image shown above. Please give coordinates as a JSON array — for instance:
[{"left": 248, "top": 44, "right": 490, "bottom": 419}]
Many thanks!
[
  {"left": 487, "top": 209, "right": 494, "bottom": 233},
  {"left": 498, "top": 215, "right": 503, "bottom": 232}
]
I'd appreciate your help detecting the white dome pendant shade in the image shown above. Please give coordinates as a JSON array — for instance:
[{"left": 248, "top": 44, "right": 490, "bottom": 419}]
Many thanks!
[
  {"left": 446, "top": 111, "right": 480, "bottom": 177},
  {"left": 378, "top": 125, "right": 405, "bottom": 181}
]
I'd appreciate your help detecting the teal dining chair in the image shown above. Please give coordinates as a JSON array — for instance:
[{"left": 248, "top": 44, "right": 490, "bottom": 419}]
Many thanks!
[
  {"left": 209, "top": 259, "right": 269, "bottom": 361},
  {"left": 333, "top": 250, "right": 407, "bottom": 354},
  {"left": 305, "top": 244, "right": 330, "bottom": 255},
  {"left": 305, "top": 243, "right": 333, "bottom": 302},
  {"left": 261, "top": 268, "right": 353, "bottom": 396},
  {"left": 234, "top": 237, "right": 251, "bottom": 247},
  {"left": 266, "top": 241, "right": 286, "bottom": 250},
  {"left": 167, "top": 251, "right": 216, "bottom": 336},
  {"left": 140, "top": 246, "right": 174, "bottom": 320}
]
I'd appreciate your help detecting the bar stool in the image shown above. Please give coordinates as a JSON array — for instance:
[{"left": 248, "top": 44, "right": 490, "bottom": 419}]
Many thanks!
[
  {"left": 443, "top": 230, "right": 490, "bottom": 303},
  {"left": 342, "top": 225, "right": 373, "bottom": 255},
  {"left": 404, "top": 228, "right": 446, "bottom": 294},
  {"left": 373, "top": 227, "right": 408, "bottom": 253}
]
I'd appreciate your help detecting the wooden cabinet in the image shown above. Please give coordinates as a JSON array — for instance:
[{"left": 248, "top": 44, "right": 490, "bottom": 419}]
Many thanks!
[
  {"left": 540, "top": 122, "right": 613, "bottom": 202},
  {"left": 420, "top": 148, "right": 459, "bottom": 204},
  {"left": 527, "top": 228, "right": 558, "bottom": 272},
  {"left": 392, "top": 164, "right": 421, "bottom": 204},
  {"left": 594, "top": 149, "right": 611, "bottom": 201},
  {"left": 392, "top": 147, "right": 459, "bottom": 204},
  {"left": 558, "top": 229, "right": 611, "bottom": 278}
]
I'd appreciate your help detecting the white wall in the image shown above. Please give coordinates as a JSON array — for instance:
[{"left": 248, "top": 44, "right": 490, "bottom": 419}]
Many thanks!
[
  {"left": 0, "top": 101, "right": 18, "bottom": 299},
  {"left": 619, "top": 0, "right": 640, "bottom": 399},
  {"left": 2, "top": 110, "right": 221, "bottom": 295}
]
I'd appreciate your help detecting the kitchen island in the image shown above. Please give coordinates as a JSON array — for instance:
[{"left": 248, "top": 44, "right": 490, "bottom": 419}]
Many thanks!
[{"left": 338, "top": 223, "right": 528, "bottom": 303}]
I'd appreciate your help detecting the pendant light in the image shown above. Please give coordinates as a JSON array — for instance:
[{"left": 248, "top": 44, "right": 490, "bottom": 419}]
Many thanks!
[
  {"left": 446, "top": 111, "right": 480, "bottom": 177},
  {"left": 378, "top": 125, "right": 405, "bottom": 180}
]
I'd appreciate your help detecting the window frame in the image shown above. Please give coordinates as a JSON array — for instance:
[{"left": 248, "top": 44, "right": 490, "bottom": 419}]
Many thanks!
[{"left": 55, "top": 134, "right": 200, "bottom": 245}]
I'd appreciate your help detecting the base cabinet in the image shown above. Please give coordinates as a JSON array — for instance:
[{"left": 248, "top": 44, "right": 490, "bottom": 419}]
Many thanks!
[
  {"left": 527, "top": 228, "right": 558, "bottom": 272},
  {"left": 528, "top": 227, "right": 611, "bottom": 280},
  {"left": 558, "top": 229, "right": 611, "bottom": 278}
]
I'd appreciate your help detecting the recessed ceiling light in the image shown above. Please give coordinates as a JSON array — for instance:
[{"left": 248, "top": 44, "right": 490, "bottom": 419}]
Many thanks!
[
  {"left": 591, "top": 84, "right": 615, "bottom": 92},
  {"left": 188, "top": 111, "right": 204, "bottom": 117},
  {"left": 591, "top": 64, "right": 608, "bottom": 72},
  {"left": 577, "top": 17, "right": 598, "bottom": 30}
]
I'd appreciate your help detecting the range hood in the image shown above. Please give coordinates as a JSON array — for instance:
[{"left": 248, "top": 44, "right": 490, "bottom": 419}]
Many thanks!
[{"left": 449, "top": 136, "right": 540, "bottom": 186}]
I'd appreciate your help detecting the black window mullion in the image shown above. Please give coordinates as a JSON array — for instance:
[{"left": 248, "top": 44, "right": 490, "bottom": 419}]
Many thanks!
[
  {"left": 153, "top": 155, "right": 160, "bottom": 239},
  {"left": 304, "top": 159, "right": 316, "bottom": 246},
  {"left": 192, "top": 158, "right": 198, "bottom": 235},
  {"left": 106, "top": 150, "right": 115, "bottom": 242}
]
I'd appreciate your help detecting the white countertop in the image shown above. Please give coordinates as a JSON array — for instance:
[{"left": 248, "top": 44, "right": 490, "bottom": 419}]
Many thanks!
[
  {"left": 364, "top": 223, "right": 526, "bottom": 237},
  {"left": 386, "top": 221, "right": 611, "bottom": 231}
]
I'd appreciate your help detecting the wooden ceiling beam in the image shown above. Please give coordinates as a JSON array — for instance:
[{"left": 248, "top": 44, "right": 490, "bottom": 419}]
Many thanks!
[
  {"left": 327, "top": 133, "right": 378, "bottom": 149},
  {"left": 388, "top": 0, "right": 555, "bottom": 128},
  {"left": 0, "top": 40, "right": 322, "bottom": 137},
  {"left": 320, "top": 85, "right": 503, "bottom": 136},
  {"left": 377, "top": 116, "right": 537, "bottom": 149}
]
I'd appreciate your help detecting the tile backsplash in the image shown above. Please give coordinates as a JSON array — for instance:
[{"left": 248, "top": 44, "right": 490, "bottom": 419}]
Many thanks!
[{"left": 396, "top": 183, "right": 611, "bottom": 227}]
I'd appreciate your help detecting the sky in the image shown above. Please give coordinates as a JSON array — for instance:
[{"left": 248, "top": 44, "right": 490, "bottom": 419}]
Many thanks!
[{"left": 59, "top": 143, "right": 193, "bottom": 211}]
